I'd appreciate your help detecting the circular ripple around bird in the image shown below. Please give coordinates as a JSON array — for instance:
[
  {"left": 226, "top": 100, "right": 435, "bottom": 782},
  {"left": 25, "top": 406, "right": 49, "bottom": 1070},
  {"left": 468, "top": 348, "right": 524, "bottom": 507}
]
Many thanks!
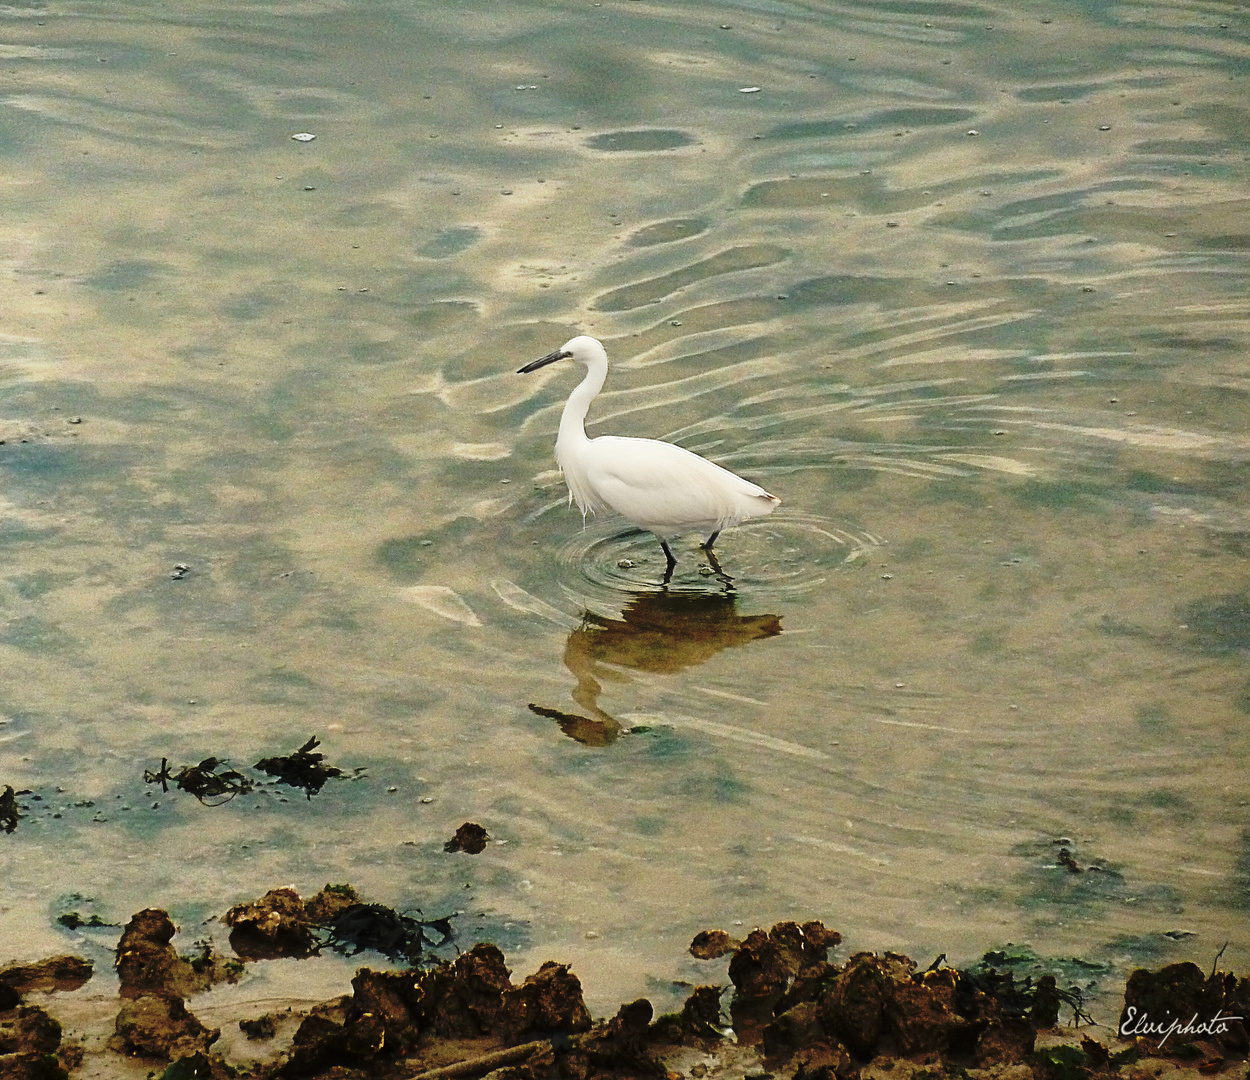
[{"left": 553, "top": 511, "right": 883, "bottom": 608}]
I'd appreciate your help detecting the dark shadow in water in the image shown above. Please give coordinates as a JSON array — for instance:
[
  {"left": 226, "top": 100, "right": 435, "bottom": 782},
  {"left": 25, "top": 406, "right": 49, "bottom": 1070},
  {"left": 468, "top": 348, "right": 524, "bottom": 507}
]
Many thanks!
[{"left": 529, "top": 589, "right": 782, "bottom": 746}]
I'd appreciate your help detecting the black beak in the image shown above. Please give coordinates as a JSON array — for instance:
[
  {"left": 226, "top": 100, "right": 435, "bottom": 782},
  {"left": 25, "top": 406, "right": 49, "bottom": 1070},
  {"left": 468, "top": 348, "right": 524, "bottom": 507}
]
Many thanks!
[{"left": 517, "top": 349, "right": 572, "bottom": 374}]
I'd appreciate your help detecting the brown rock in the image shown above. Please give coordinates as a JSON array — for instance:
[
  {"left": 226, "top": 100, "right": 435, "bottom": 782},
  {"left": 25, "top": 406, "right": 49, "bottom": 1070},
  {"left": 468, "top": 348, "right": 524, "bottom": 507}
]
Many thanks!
[
  {"left": 1121, "top": 961, "right": 1206, "bottom": 1031},
  {"left": 889, "top": 974, "right": 967, "bottom": 1056},
  {"left": 238, "top": 1013, "right": 277, "bottom": 1041},
  {"left": 0, "top": 1054, "right": 69, "bottom": 1080},
  {"left": 282, "top": 1009, "right": 350, "bottom": 1077},
  {"left": 0, "top": 1006, "right": 61, "bottom": 1055},
  {"left": 975, "top": 1017, "right": 1036, "bottom": 1065},
  {"left": 419, "top": 942, "right": 513, "bottom": 1038},
  {"left": 501, "top": 961, "right": 593, "bottom": 1041},
  {"left": 680, "top": 985, "right": 727, "bottom": 1039},
  {"left": 224, "top": 887, "right": 316, "bottom": 959},
  {"left": 115, "top": 910, "right": 213, "bottom": 999},
  {"left": 0, "top": 957, "right": 93, "bottom": 996},
  {"left": 343, "top": 968, "right": 423, "bottom": 1058},
  {"left": 1120, "top": 962, "right": 1249, "bottom": 1056},
  {"left": 1030, "top": 974, "right": 1062, "bottom": 1028},
  {"left": 728, "top": 929, "right": 799, "bottom": 1001},
  {"left": 1223, "top": 973, "right": 1250, "bottom": 1054},
  {"left": 690, "top": 930, "right": 739, "bottom": 961},
  {"left": 580, "top": 999, "right": 656, "bottom": 1074},
  {"left": 792, "top": 1041, "right": 854, "bottom": 1080},
  {"left": 727, "top": 922, "right": 842, "bottom": 1004},
  {"left": 818, "top": 954, "right": 896, "bottom": 1058},
  {"left": 800, "top": 922, "right": 843, "bottom": 962},
  {"left": 1080, "top": 1035, "right": 1111, "bottom": 1069},
  {"left": 777, "top": 961, "right": 840, "bottom": 1014},
  {"left": 611, "top": 997, "right": 654, "bottom": 1036},
  {"left": 771, "top": 921, "right": 808, "bottom": 957},
  {"left": 762, "top": 1001, "right": 825, "bottom": 1059},
  {"left": 303, "top": 884, "right": 361, "bottom": 926},
  {"left": 445, "top": 822, "right": 490, "bottom": 854},
  {"left": 111, "top": 994, "right": 219, "bottom": 1060}
]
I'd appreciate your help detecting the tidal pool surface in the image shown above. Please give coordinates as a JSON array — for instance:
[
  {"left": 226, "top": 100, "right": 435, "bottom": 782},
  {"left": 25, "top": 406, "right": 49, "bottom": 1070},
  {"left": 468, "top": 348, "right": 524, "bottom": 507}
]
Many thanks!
[{"left": 0, "top": 0, "right": 1247, "bottom": 1017}]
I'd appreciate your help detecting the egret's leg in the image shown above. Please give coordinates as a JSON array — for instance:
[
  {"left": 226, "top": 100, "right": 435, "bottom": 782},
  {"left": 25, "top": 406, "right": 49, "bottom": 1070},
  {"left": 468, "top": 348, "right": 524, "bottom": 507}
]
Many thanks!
[
  {"left": 658, "top": 537, "right": 677, "bottom": 571},
  {"left": 705, "top": 547, "right": 730, "bottom": 590},
  {"left": 702, "top": 542, "right": 735, "bottom": 592},
  {"left": 702, "top": 530, "right": 721, "bottom": 551}
]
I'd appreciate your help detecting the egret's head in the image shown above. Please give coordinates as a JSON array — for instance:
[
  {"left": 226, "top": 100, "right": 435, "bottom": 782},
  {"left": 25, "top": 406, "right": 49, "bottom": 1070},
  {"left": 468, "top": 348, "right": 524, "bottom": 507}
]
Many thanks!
[{"left": 517, "top": 335, "right": 605, "bottom": 374}]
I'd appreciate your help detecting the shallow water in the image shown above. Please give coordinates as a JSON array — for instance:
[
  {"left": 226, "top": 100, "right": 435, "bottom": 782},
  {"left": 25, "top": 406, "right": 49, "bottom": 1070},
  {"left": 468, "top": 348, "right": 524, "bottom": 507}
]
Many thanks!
[{"left": 1, "top": 0, "right": 1248, "bottom": 1019}]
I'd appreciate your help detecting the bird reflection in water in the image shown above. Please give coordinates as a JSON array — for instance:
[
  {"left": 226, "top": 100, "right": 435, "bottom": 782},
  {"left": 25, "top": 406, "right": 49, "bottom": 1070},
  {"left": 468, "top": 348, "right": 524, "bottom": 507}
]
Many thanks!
[{"left": 529, "top": 590, "right": 782, "bottom": 746}]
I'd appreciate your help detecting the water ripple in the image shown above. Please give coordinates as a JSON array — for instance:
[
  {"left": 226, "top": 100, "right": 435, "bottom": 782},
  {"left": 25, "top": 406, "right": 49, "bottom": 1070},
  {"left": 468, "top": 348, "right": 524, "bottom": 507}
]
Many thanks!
[{"left": 550, "top": 510, "right": 882, "bottom": 606}]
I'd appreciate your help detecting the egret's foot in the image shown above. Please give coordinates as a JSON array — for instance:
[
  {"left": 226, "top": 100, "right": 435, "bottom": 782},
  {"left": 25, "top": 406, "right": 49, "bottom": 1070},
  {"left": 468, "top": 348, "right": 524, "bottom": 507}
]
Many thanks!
[{"left": 702, "top": 547, "right": 736, "bottom": 592}]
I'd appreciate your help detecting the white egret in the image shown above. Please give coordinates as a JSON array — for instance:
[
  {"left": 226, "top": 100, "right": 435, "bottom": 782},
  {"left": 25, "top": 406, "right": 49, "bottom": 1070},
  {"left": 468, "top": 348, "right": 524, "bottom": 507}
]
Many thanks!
[{"left": 518, "top": 335, "right": 780, "bottom": 574}]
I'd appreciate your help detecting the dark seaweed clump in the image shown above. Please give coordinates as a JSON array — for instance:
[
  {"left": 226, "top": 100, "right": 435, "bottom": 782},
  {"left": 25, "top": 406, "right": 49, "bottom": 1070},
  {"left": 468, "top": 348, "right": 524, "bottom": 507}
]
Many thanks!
[
  {"left": 1, "top": 784, "right": 28, "bottom": 833},
  {"left": 323, "top": 904, "right": 455, "bottom": 966},
  {"left": 144, "top": 758, "right": 254, "bottom": 805},
  {"left": 254, "top": 737, "right": 342, "bottom": 799}
]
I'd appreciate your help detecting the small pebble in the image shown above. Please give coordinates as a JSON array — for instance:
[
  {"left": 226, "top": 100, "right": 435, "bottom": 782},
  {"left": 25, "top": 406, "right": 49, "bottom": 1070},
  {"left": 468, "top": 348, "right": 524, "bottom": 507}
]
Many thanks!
[{"left": 966, "top": 129, "right": 979, "bottom": 136}]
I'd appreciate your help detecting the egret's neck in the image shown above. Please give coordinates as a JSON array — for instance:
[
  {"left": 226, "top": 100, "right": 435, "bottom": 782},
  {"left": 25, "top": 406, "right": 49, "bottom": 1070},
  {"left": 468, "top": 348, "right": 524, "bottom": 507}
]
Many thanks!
[{"left": 557, "top": 356, "right": 607, "bottom": 450}]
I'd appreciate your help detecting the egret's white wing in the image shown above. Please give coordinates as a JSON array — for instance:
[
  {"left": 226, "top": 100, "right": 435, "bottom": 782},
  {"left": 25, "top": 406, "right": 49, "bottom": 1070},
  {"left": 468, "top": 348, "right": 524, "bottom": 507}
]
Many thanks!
[{"left": 580, "top": 435, "right": 776, "bottom": 534}]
